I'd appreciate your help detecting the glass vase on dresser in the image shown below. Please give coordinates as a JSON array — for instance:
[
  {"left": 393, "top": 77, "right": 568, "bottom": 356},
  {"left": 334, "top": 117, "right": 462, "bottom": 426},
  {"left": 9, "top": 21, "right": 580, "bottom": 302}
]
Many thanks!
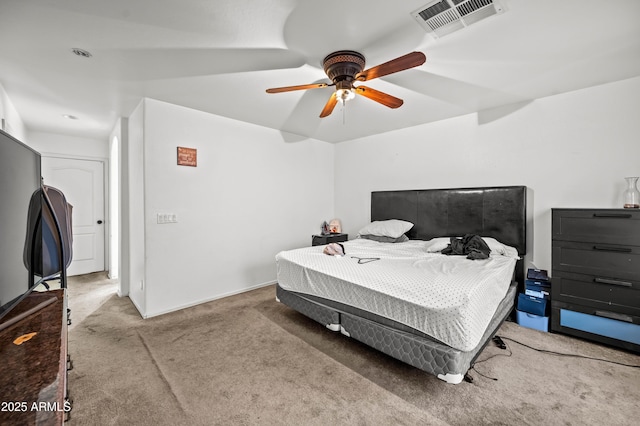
[{"left": 623, "top": 176, "right": 640, "bottom": 209}]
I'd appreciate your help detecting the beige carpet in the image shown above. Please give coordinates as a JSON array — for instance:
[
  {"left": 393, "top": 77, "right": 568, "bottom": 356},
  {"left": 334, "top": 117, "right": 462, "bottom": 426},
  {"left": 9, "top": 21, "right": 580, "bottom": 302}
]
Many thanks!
[
  {"left": 67, "top": 284, "right": 640, "bottom": 426},
  {"left": 39, "top": 271, "right": 118, "bottom": 331}
]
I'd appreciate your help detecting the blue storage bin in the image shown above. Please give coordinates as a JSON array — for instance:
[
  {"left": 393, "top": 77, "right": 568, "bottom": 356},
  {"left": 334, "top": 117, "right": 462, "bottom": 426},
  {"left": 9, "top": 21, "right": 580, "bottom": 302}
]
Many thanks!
[
  {"left": 525, "top": 279, "right": 551, "bottom": 292},
  {"left": 517, "top": 293, "right": 548, "bottom": 316},
  {"left": 527, "top": 268, "right": 549, "bottom": 281},
  {"left": 516, "top": 310, "right": 549, "bottom": 332},
  {"left": 525, "top": 288, "right": 549, "bottom": 299},
  {"left": 524, "top": 279, "right": 550, "bottom": 299}
]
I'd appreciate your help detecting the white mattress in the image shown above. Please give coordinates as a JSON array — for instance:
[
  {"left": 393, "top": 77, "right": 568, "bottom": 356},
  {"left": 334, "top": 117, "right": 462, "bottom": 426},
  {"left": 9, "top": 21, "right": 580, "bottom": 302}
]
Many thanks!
[{"left": 276, "top": 239, "right": 518, "bottom": 352}]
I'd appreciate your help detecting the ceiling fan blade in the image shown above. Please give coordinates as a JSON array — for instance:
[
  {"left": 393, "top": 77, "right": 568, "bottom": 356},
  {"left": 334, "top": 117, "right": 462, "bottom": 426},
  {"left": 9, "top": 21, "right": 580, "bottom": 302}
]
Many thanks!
[
  {"left": 354, "top": 86, "right": 403, "bottom": 109},
  {"left": 266, "top": 83, "right": 328, "bottom": 94},
  {"left": 356, "top": 51, "right": 426, "bottom": 81},
  {"left": 319, "top": 93, "right": 338, "bottom": 118}
]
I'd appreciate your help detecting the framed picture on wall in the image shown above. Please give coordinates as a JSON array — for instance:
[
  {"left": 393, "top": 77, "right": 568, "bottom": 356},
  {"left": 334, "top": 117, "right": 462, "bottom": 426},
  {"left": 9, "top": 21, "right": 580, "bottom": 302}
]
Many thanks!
[{"left": 177, "top": 146, "right": 197, "bottom": 167}]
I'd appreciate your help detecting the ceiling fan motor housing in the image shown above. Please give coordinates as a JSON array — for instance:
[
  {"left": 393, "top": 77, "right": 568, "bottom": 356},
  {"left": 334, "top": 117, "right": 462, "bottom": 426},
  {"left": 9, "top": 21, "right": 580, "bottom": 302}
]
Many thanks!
[{"left": 323, "top": 50, "right": 366, "bottom": 88}]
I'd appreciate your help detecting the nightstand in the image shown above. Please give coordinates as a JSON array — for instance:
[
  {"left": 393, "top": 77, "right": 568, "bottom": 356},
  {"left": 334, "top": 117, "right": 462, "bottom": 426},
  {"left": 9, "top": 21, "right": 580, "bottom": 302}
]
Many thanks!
[{"left": 312, "top": 233, "right": 348, "bottom": 246}]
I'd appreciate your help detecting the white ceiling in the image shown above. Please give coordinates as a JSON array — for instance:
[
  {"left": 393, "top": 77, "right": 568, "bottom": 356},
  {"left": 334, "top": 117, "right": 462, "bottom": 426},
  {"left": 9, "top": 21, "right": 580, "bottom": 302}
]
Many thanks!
[{"left": 1, "top": 0, "right": 639, "bottom": 143}]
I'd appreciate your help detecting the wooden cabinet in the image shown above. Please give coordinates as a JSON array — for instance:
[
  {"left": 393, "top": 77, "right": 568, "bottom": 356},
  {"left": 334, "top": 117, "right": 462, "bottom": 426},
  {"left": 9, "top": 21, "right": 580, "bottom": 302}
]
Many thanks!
[
  {"left": 0, "top": 289, "right": 70, "bottom": 425},
  {"left": 551, "top": 209, "right": 640, "bottom": 352}
]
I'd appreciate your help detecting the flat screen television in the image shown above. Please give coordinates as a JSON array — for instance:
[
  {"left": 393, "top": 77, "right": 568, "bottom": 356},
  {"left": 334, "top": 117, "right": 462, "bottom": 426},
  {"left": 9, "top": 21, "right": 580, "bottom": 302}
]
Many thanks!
[{"left": 0, "top": 129, "right": 42, "bottom": 328}]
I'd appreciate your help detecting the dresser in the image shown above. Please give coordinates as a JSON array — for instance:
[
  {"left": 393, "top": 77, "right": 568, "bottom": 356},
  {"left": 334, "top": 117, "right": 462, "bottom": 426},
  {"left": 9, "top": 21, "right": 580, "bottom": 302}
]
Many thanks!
[
  {"left": 551, "top": 209, "right": 640, "bottom": 352},
  {"left": 0, "top": 289, "right": 71, "bottom": 425}
]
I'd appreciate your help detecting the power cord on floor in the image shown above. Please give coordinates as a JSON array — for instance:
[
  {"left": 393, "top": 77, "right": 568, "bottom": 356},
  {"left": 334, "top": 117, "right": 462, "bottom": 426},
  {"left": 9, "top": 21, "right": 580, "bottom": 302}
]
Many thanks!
[
  {"left": 465, "top": 334, "right": 640, "bottom": 384},
  {"left": 499, "top": 335, "right": 640, "bottom": 369},
  {"left": 466, "top": 336, "right": 513, "bottom": 383}
]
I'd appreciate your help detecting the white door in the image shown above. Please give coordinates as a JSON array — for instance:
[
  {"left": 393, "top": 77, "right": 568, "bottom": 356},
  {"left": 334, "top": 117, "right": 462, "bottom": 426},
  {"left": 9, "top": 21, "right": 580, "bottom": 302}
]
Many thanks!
[{"left": 41, "top": 157, "right": 105, "bottom": 276}]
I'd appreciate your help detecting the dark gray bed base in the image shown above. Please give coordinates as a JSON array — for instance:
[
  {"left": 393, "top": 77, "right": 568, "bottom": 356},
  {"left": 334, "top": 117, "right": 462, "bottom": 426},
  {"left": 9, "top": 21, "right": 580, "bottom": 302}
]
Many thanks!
[
  {"left": 277, "top": 186, "right": 526, "bottom": 384},
  {"left": 277, "top": 282, "right": 518, "bottom": 384}
]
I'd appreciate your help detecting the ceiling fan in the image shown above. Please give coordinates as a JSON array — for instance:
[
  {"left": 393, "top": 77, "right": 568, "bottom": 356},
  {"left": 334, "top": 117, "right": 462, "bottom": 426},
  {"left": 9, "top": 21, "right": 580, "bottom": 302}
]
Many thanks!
[{"left": 266, "top": 50, "right": 426, "bottom": 118}]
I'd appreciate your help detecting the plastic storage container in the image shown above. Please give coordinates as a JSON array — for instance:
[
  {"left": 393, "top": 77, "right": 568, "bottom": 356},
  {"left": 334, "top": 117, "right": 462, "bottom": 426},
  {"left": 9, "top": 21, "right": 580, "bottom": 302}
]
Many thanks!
[
  {"left": 516, "top": 310, "right": 549, "bottom": 332},
  {"left": 517, "top": 293, "right": 548, "bottom": 316}
]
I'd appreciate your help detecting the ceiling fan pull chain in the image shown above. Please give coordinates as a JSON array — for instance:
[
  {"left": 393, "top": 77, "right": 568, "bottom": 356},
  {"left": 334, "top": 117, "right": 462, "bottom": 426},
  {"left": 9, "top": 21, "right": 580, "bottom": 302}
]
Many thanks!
[{"left": 342, "top": 102, "right": 346, "bottom": 125}]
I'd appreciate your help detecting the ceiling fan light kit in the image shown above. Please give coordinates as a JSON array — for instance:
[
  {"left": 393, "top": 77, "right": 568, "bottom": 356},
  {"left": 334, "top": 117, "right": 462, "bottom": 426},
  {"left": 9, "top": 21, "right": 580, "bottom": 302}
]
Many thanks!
[
  {"left": 336, "top": 87, "right": 356, "bottom": 104},
  {"left": 266, "top": 50, "right": 426, "bottom": 118}
]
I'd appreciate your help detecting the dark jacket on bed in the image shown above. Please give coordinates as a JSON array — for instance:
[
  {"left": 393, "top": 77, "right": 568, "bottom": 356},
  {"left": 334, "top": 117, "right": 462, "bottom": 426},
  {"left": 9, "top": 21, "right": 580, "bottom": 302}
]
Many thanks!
[{"left": 441, "top": 234, "right": 491, "bottom": 260}]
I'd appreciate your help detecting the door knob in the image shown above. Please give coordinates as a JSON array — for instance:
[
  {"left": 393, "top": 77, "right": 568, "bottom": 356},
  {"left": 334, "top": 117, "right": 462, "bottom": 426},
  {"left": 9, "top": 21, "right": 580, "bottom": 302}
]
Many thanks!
[{"left": 97, "top": 220, "right": 103, "bottom": 224}]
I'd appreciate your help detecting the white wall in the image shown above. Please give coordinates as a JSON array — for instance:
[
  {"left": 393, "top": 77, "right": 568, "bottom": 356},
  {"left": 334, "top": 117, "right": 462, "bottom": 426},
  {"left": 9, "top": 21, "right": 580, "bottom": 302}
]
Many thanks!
[
  {"left": 132, "top": 98, "right": 334, "bottom": 317},
  {"left": 27, "top": 131, "right": 108, "bottom": 159},
  {"left": 126, "top": 102, "right": 146, "bottom": 314},
  {"left": 108, "top": 119, "right": 126, "bottom": 286},
  {"left": 1, "top": 84, "right": 107, "bottom": 159},
  {"left": 334, "top": 76, "right": 640, "bottom": 273},
  {"left": 0, "top": 83, "right": 27, "bottom": 142}
]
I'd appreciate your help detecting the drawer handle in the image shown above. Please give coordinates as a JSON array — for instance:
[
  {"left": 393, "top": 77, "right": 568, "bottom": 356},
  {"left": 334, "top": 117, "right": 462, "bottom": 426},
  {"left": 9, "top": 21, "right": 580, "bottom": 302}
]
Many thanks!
[
  {"left": 595, "top": 310, "right": 633, "bottom": 323},
  {"left": 592, "top": 213, "right": 633, "bottom": 219},
  {"left": 593, "top": 245, "right": 632, "bottom": 253},
  {"left": 594, "top": 277, "right": 633, "bottom": 287}
]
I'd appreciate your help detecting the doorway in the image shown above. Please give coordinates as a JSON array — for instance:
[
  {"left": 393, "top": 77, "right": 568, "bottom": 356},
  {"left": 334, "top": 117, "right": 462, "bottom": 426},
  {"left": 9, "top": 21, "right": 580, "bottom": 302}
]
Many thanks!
[{"left": 41, "top": 157, "right": 106, "bottom": 276}]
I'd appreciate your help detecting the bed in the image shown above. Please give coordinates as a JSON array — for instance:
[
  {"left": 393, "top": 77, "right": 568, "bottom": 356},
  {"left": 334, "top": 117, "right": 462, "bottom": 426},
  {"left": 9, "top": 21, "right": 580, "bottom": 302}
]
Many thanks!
[{"left": 275, "top": 186, "right": 526, "bottom": 384}]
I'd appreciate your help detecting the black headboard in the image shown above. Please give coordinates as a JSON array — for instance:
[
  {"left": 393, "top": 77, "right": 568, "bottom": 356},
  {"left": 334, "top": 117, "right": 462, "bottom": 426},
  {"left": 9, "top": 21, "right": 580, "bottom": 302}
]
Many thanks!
[{"left": 371, "top": 186, "right": 527, "bottom": 256}]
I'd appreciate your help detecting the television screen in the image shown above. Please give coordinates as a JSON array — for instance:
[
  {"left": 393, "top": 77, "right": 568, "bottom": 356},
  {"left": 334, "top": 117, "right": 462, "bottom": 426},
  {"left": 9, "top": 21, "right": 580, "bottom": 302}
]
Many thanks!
[{"left": 0, "top": 129, "right": 42, "bottom": 324}]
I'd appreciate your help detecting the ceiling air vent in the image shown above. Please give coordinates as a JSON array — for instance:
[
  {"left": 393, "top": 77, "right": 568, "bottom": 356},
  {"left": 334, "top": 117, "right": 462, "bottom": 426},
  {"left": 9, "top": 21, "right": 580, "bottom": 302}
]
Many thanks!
[{"left": 412, "top": 0, "right": 505, "bottom": 38}]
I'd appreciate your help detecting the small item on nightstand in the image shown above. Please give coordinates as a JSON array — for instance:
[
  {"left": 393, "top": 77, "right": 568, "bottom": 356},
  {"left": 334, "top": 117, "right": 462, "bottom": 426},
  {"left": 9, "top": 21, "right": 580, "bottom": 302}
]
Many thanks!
[
  {"left": 312, "top": 233, "right": 348, "bottom": 246},
  {"left": 328, "top": 218, "right": 342, "bottom": 233},
  {"left": 321, "top": 221, "right": 330, "bottom": 235}
]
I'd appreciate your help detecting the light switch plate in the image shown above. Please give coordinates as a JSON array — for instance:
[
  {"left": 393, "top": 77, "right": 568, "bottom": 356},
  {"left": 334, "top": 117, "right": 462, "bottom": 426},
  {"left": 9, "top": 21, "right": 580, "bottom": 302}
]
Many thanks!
[{"left": 157, "top": 213, "right": 177, "bottom": 224}]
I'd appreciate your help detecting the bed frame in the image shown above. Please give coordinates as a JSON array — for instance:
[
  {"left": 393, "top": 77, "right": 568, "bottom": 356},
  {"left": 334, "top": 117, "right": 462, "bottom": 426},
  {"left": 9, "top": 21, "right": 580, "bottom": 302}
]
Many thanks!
[{"left": 276, "top": 186, "right": 527, "bottom": 384}]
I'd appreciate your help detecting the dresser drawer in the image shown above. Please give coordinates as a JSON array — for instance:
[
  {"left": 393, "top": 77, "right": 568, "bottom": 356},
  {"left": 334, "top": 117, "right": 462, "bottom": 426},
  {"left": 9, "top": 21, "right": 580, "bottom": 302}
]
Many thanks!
[
  {"left": 552, "top": 271, "right": 640, "bottom": 315},
  {"left": 551, "top": 301, "right": 640, "bottom": 352},
  {"left": 552, "top": 209, "right": 640, "bottom": 245},
  {"left": 558, "top": 308, "right": 640, "bottom": 345},
  {"left": 552, "top": 240, "right": 640, "bottom": 280}
]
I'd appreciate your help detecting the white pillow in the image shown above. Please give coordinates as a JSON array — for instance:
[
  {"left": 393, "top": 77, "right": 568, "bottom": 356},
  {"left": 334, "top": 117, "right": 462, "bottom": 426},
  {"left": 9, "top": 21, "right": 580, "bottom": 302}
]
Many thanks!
[
  {"left": 357, "top": 219, "right": 414, "bottom": 239},
  {"left": 424, "top": 236, "right": 519, "bottom": 258},
  {"left": 483, "top": 237, "right": 519, "bottom": 258},
  {"left": 424, "top": 237, "right": 450, "bottom": 253}
]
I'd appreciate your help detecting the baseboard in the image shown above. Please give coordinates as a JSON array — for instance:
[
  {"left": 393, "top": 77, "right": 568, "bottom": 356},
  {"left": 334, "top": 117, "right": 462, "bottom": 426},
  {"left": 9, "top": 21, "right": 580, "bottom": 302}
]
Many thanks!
[
  {"left": 142, "top": 280, "right": 277, "bottom": 319},
  {"left": 127, "top": 293, "right": 147, "bottom": 318}
]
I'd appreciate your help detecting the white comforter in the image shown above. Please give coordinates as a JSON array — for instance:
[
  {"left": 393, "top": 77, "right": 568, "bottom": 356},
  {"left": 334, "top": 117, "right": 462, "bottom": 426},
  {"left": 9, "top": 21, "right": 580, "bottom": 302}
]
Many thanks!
[{"left": 276, "top": 238, "right": 518, "bottom": 352}]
